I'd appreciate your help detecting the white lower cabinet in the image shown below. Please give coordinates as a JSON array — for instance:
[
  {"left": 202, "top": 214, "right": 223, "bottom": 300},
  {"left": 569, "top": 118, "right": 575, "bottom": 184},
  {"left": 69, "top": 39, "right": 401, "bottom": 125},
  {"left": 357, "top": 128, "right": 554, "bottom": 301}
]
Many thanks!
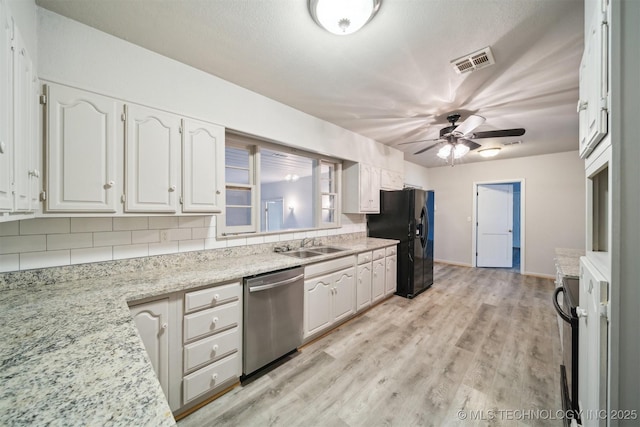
[
  {"left": 371, "top": 249, "right": 386, "bottom": 303},
  {"left": 385, "top": 246, "right": 397, "bottom": 297},
  {"left": 303, "top": 256, "right": 356, "bottom": 340},
  {"left": 129, "top": 280, "right": 242, "bottom": 415},
  {"left": 356, "top": 253, "right": 372, "bottom": 312},
  {"left": 129, "top": 297, "right": 171, "bottom": 400}
]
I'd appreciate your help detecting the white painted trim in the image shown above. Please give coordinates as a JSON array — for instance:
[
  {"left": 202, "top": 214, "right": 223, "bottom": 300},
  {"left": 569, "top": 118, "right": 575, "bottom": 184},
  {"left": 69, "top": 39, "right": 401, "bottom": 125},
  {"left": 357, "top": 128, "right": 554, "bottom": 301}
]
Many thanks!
[{"left": 472, "top": 179, "right": 526, "bottom": 274}]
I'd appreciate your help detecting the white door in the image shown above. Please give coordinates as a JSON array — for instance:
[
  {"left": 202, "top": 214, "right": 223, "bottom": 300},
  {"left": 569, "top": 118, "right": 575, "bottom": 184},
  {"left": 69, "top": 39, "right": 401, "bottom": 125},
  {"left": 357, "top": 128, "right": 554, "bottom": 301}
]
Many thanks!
[
  {"left": 371, "top": 259, "right": 385, "bottom": 303},
  {"left": 13, "top": 32, "right": 33, "bottom": 211},
  {"left": 182, "top": 118, "right": 225, "bottom": 213},
  {"left": 125, "top": 104, "right": 180, "bottom": 212},
  {"left": 129, "top": 298, "right": 170, "bottom": 399},
  {"left": 578, "top": 257, "right": 609, "bottom": 427},
  {"left": 477, "top": 184, "right": 513, "bottom": 268},
  {"left": 46, "top": 84, "right": 119, "bottom": 212},
  {"left": 359, "top": 164, "right": 372, "bottom": 211},
  {"left": 385, "top": 255, "right": 397, "bottom": 296}
]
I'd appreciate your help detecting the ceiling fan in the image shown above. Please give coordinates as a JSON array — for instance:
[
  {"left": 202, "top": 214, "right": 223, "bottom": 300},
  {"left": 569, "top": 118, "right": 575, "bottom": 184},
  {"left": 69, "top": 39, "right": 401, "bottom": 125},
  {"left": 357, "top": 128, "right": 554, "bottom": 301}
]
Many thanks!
[{"left": 399, "top": 113, "right": 525, "bottom": 165}]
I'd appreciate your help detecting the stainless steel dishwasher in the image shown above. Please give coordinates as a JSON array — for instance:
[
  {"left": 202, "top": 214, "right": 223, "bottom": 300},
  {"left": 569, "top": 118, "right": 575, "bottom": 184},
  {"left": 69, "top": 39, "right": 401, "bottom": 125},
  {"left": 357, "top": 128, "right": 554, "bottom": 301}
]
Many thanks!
[{"left": 243, "top": 266, "right": 304, "bottom": 377}]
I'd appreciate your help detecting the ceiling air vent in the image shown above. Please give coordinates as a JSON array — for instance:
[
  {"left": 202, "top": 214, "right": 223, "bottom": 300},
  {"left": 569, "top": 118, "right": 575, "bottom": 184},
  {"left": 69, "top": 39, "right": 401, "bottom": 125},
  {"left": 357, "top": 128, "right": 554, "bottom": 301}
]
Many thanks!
[{"left": 451, "top": 47, "right": 495, "bottom": 75}]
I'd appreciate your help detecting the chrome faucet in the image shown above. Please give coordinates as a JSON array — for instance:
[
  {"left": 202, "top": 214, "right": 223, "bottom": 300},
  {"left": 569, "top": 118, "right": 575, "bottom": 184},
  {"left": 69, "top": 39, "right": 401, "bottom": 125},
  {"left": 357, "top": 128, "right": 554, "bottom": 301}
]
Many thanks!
[{"left": 301, "top": 237, "right": 315, "bottom": 248}]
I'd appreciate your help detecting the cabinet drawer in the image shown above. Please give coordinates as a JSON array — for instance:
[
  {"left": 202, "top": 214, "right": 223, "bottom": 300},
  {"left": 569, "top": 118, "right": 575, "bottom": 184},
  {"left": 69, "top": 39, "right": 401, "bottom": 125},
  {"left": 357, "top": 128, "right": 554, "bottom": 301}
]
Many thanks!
[
  {"left": 183, "top": 327, "right": 239, "bottom": 374},
  {"left": 372, "top": 249, "right": 385, "bottom": 261},
  {"left": 183, "top": 352, "right": 239, "bottom": 404},
  {"left": 305, "top": 255, "right": 355, "bottom": 278},
  {"left": 184, "top": 281, "right": 240, "bottom": 313},
  {"left": 184, "top": 301, "right": 239, "bottom": 342},
  {"left": 357, "top": 251, "right": 372, "bottom": 265},
  {"left": 385, "top": 246, "right": 397, "bottom": 256}
]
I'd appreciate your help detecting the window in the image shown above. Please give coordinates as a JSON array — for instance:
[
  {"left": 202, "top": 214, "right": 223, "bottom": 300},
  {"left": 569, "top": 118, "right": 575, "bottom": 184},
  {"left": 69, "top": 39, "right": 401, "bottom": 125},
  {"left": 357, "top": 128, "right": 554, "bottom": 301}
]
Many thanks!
[
  {"left": 221, "top": 133, "right": 341, "bottom": 236},
  {"left": 224, "top": 145, "right": 256, "bottom": 233}
]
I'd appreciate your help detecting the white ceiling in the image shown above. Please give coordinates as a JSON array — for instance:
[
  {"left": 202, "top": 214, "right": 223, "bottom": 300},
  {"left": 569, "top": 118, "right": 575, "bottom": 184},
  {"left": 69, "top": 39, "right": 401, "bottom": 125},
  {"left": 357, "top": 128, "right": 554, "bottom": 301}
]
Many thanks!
[{"left": 36, "top": 0, "right": 584, "bottom": 169}]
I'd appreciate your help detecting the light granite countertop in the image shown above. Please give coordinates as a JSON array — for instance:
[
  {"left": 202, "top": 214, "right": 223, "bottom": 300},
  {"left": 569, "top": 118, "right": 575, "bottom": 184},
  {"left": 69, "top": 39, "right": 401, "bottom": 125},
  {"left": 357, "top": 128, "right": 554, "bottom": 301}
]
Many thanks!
[
  {"left": 0, "top": 236, "right": 398, "bottom": 426},
  {"left": 555, "top": 247, "right": 585, "bottom": 279}
]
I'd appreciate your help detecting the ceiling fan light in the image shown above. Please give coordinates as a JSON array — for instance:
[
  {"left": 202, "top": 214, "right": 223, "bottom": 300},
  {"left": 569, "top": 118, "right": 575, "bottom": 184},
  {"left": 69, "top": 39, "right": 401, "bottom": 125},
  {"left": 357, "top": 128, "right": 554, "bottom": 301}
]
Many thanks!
[
  {"left": 453, "top": 144, "right": 470, "bottom": 158},
  {"left": 309, "top": 0, "right": 382, "bottom": 35},
  {"left": 437, "top": 144, "right": 452, "bottom": 159},
  {"left": 478, "top": 147, "right": 501, "bottom": 157}
]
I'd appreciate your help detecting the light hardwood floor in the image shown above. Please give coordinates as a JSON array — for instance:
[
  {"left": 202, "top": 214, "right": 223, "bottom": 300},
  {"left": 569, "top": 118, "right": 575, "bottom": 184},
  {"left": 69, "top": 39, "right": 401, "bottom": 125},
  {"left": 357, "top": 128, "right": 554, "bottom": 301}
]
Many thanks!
[{"left": 178, "top": 263, "right": 563, "bottom": 427}]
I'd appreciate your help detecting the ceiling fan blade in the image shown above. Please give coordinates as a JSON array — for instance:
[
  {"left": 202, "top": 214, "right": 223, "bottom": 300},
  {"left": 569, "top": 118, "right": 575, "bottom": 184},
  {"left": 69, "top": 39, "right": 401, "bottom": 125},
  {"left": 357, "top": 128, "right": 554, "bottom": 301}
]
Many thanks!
[
  {"left": 452, "top": 114, "right": 485, "bottom": 136},
  {"left": 414, "top": 143, "right": 440, "bottom": 155},
  {"left": 471, "top": 128, "right": 526, "bottom": 139},
  {"left": 397, "top": 138, "right": 441, "bottom": 146},
  {"left": 458, "top": 139, "right": 481, "bottom": 151}
]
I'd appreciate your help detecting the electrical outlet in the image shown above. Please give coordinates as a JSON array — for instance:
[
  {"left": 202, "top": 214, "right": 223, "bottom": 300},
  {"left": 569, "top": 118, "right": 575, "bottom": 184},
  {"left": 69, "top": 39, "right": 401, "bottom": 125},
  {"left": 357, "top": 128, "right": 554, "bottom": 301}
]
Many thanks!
[{"left": 160, "top": 230, "right": 169, "bottom": 243}]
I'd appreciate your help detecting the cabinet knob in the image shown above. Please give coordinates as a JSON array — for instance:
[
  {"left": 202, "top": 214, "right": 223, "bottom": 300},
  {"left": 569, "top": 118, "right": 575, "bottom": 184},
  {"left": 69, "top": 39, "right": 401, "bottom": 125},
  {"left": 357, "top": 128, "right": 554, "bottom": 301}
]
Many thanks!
[
  {"left": 212, "top": 344, "right": 219, "bottom": 353},
  {"left": 104, "top": 181, "right": 115, "bottom": 189},
  {"left": 169, "top": 185, "right": 176, "bottom": 192},
  {"left": 211, "top": 373, "right": 218, "bottom": 382},
  {"left": 213, "top": 294, "right": 220, "bottom": 301},
  {"left": 577, "top": 100, "right": 588, "bottom": 112},
  {"left": 0, "top": 141, "right": 5, "bottom": 153},
  {"left": 212, "top": 316, "right": 219, "bottom": 325},
  {"left": 216, "top": 190, "right": 221, "bottom": 195},
  {"left": 161, "top": 323, "right": 168, "bottom": 329}
]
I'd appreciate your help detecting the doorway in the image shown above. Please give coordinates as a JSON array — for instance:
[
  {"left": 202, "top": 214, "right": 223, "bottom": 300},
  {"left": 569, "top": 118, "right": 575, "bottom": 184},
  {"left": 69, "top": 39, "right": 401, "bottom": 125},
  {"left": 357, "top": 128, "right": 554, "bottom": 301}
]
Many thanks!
[
  {"left": 262, "top": 198, "right": 284, "bottom": 232},
  {"left": 472, "top": 180, "right": 524, "bottom": 273}
]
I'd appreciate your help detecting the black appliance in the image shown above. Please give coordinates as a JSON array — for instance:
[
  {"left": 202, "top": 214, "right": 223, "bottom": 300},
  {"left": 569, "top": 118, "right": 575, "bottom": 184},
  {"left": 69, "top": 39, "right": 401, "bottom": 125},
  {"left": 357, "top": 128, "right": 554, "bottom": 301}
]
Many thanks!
[
  {"left": 367, "top": 189, "right": 434, "bottom": 298},
  {"left": 553, "top": 276, "right": 580, "bottom": 425}
]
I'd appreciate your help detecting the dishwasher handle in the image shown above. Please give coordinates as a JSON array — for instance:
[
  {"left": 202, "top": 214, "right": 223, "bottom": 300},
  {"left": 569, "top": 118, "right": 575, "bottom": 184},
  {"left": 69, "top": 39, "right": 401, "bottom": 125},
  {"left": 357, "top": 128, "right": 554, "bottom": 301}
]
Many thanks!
[{"left": 249, "top": 273, "right": 304, "bottom": 293}]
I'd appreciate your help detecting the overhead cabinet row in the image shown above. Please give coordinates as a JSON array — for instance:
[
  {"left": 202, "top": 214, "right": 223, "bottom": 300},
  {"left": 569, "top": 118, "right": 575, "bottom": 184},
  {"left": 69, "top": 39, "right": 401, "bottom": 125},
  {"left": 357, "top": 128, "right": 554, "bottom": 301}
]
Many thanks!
[{"left": 43, "top": 83, "right": 225, "bottom": 214}]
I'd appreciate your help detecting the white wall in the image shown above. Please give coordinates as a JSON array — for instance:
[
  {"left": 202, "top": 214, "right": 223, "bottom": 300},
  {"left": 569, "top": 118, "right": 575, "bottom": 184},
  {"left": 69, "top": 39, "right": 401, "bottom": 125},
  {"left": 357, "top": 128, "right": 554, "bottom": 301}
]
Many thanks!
[
  {"left": 36, "top": 8, "right": 403, "bottom": 172},
  {"left": 403, "top": 161, "right": 430, "bottom": 189},
  {"left": 428, "top": 151, "right": 585, "bottom": 276}
]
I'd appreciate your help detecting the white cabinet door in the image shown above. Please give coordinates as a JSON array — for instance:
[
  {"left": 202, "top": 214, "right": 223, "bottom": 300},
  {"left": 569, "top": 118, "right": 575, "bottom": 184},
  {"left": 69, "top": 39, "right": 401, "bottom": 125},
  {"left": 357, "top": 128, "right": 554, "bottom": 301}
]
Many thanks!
[
  {"left": 182, "top": 118, "right": 225, "bottom": 213},
  {"left": 125, "top": 104, "right": 180, "bottom": 212},
  {"left": 578, "top": 258, "right": 609, "bottom": 427},
  {"left": 13, "top": 32, "right": 36, "bottom": 212},
  {"left": 130, "top": 298, "right": 170, "bottom": 399},
  {"left": 371, "top": 258, "right": 385, "bottom": 303},
  {"left": 46, "top": 84, "right": 119, "bottom": 212},
  {"left": 385, "top": 255, "right": 397, "bottom": 296},
  {"left": 380, "top": 169, "right": 403, "bottom": 190},
  {"left": 332, "top": 268, "right": 356, "bottom": 323},
  {"left": 579, "top": 11, "right": 608, "bottom": 159},
  {"left": 0, "top": 1, "right": 12, "bottom": 211},
  {"left": 359, "top": 163, "right": 373, "bottom": 211},
  {"left": 369, "top": 166, "right": 381, "bottom": 212},
  {"left": 303, "top": 273, "right": 333, "bottom": 339},
  {"left": 356, "top": 262, "right": 372, "bottom": 312}
]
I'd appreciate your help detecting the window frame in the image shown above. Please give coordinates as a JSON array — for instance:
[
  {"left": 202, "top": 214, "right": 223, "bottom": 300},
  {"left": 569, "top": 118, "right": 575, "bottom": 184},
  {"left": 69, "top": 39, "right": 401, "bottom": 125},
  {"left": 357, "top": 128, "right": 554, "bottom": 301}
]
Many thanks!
[{"left": 219, "top": 132, "right": 342, "bottom": 238}]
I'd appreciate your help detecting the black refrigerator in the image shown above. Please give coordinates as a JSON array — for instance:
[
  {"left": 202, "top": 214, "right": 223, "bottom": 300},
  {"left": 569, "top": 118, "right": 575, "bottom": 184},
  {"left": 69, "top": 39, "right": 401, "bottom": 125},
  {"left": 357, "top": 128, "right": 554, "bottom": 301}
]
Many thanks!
[{"left": 367, "top": 189, "right": 434, "bottom": 298}]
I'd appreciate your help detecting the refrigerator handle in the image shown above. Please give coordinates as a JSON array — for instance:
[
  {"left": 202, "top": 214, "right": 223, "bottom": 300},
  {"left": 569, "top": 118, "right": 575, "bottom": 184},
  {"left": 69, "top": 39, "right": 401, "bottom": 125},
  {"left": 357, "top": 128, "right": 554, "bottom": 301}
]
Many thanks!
[{"left": 419, "top": 207, "right": 428, "bottom": 248}]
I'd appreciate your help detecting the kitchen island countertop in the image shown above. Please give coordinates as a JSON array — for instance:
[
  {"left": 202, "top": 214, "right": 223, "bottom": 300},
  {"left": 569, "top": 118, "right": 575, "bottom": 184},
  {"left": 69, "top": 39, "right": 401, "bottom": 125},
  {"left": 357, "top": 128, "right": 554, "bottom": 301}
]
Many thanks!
[{"left": 0, "top": 237, "right": 398, "bottom": 426}]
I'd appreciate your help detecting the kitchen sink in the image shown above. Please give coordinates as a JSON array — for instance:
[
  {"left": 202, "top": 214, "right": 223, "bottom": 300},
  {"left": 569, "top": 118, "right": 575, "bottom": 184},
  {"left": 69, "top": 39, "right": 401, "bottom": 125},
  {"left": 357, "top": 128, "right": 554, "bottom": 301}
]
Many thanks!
[
  {"left": 282, "top": 250, "right": 324, "bottom": 258},
  {"left": 308, "top": 246, "right": 347, "bottom": 254},
  {"left": 280, "top": 246, "right": 347, "bottom": 258}
]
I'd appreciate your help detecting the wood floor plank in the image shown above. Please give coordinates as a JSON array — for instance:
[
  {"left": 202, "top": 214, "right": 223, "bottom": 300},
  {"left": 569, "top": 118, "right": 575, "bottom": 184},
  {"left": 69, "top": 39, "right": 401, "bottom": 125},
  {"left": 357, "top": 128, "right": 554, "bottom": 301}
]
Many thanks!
[{"left": 178, "top": 264, "right": 564, "bottom": 427}]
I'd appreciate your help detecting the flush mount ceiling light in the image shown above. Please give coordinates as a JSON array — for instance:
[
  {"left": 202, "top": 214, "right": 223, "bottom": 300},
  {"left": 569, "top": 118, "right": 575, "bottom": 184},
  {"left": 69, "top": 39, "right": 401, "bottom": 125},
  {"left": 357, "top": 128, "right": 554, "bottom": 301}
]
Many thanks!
[
  {"left": 478, "top": 147, "right": 501, "bottom": 157},
  {"left": 309, "top": 0, "right": 382, "bottom": 35}
]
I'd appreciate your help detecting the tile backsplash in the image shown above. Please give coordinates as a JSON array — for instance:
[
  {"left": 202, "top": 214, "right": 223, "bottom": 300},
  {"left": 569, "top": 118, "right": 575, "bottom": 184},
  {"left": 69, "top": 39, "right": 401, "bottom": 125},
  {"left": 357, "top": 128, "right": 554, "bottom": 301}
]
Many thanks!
[{"left": 0, "top": 215, "right": 366, "bottom": 272}]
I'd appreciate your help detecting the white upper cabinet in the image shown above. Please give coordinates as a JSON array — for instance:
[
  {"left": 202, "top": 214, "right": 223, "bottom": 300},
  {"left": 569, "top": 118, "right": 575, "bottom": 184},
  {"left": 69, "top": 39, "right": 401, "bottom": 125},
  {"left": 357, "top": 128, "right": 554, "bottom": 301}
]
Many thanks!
[
  {"left": 13, "top": 31, "right": 37, "bottom": 212},
  {"left": 0, "top": 1, "right": 39, "bottom": 219},
  {"left": 343, "top": 162, "right": 381, "bottom": 214},
  {"left": 46, "top": 84, "right": 119, "bottom": 212},
  {"left": 182, "top": 118, "right": 225, "bottom": 213},
  {"left": 125, "top": 104, "right": 180, "bottom": 213},
  {"left": 380, "top": 169, "right": 403, "bottom": 191},
  {"left": 0, "top": 1, "right": 13, "bottom": 211},
  {"left": 578, "top": 5, "right": 608, "bottom": 159}
]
